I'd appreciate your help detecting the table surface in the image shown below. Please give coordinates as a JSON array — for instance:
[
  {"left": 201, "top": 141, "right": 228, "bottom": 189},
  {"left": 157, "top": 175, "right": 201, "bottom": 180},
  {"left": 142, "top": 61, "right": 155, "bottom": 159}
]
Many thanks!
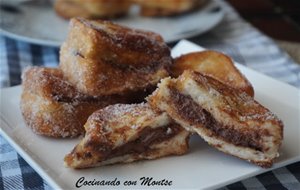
[{"left": 1, "top": 0, "right": 300, "bottom": 189}]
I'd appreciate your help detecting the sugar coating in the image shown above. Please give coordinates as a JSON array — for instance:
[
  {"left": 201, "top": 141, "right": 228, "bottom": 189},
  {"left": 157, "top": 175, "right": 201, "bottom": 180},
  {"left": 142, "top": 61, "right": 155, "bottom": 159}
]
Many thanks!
[
  {"left": 20, "top": 67, "right": 125, "bottom": 138},
  {"left": 84, "top": 103, "right": 173, "bottom": 148},
  {"left": 59, "top": 18, "right": 171, "bottom": 96}
]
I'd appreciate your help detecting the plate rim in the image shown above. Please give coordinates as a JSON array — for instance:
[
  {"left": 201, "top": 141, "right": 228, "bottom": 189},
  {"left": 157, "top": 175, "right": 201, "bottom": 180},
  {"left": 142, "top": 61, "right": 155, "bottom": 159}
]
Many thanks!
[
  {"left": 0, "top": 28, "right": 62, "bottom": 47},
  {"left": 0, "top": 0, "right": 224, "bottom": 47}
]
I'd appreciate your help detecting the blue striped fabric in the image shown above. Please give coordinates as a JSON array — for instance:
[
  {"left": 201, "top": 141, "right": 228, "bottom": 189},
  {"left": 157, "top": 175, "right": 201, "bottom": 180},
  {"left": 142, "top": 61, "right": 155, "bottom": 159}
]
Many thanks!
[{"left": 0, "top": 0, "right": 299, "bottom": 189}]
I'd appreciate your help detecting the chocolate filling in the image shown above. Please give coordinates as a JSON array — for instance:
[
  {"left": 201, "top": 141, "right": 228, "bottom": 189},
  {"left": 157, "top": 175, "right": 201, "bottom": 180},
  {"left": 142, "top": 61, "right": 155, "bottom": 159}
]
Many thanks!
[
  {"left": 52, "top": 93, "right": 106, "bottom": 103},
  {"left": 108, "top": 124, "right": 182, "bottom": 159},
  {"left": 103, "top": 58, "right": 164, "bottom": 74},
  {"left": 73, "top": 50, "right": 85, "bottom": 58},
  {"left": 168, "top": 87, "right": 262, "bottom": 151},
  {"left": 52, "top": 93, "right": 120, "bottom": 103},
  {"left": 51, "top": 84, "right": 156, "bottom": 104},
  {"left": 82, "top": 124, "right": 183, "bottom": 161}
]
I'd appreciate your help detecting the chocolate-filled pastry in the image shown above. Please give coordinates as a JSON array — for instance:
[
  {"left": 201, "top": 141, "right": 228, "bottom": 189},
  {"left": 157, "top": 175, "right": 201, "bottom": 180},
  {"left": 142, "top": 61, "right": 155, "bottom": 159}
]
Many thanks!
[
  {"left": 64, "top": 103, "right": 190, "bottom": 168},
  {"left": 54, "top": 0, "right": 131, "bottom": 19},
  {"left": 20, "top": 67, "right": 130, "bottom": 138},
  {"left": 148, "top": 70, "right": 283, "bottom": 168},
  {"left": 59, "top": 18, "right": 171, "bottom": 96},
  {"left": 131, "top": 0, "right": 208, "bottom": 17},
  {"left": 172, "top": 51, "right": 254, "bottom": 97}
]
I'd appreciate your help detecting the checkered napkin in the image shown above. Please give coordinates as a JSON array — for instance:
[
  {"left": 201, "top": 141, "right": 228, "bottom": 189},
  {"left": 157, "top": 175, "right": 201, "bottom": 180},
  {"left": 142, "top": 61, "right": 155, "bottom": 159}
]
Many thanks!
[{"left": 1, "top": 0, "right": 300, "bottom": 189}]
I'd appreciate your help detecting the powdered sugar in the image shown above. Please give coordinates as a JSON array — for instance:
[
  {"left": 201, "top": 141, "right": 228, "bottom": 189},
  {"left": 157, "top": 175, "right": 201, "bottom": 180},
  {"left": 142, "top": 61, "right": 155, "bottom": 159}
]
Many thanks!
[{"left": 166, "top": 127, "right": 172, "bottom": 135}]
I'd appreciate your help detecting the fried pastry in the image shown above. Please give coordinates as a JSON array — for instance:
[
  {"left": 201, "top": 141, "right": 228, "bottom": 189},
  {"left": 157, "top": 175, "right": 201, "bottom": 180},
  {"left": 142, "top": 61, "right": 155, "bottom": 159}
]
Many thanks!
[
  {"left": 60, "top": 18, "right": 171, "bottom": 96},
  {"left": 54, "top": 0, "right": 131, "bottom": 19},
  {"left": 172, "top": 51, "right": 254, "bottom": 96},
  {"left": 64, "top": 103, "right": 190, "bottom": 168},
  {"left": 20, "top": 67, "right": 129, "bottom": 138},
  {"left": 148, "top": 70, "right": 283, "bottom": 168},
  {"left": 131, "top": 0, "right": 207, "bottom": 16}
]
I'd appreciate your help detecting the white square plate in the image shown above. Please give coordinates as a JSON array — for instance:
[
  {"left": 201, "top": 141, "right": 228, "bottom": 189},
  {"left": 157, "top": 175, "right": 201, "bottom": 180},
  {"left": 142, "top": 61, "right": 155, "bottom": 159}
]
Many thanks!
[{"left": 1, "top": 40, "right": 300, "bottom": 190}]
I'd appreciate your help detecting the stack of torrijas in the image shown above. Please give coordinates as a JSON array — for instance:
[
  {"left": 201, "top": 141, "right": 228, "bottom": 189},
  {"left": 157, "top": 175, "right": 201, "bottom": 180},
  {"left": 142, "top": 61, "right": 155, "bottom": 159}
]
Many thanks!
[{"left": 20, "top": 18, "right": 283, "bottom": 169}]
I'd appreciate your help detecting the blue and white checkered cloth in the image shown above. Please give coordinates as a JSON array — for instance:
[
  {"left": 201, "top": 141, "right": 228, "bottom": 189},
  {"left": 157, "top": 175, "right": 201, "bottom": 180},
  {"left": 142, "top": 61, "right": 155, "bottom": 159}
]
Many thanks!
[{"left": 1, "top": 0, "right": 299, "bottom": 189}]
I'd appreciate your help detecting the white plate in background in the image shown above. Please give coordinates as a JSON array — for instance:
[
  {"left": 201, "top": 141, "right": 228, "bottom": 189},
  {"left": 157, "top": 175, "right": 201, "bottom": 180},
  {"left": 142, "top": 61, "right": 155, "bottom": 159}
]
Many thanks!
[
  {"left": 0, "top": 0, "right": 224, "bottom": 47},
  {"left": 1, "top": 40, "right": 299, "bottom": 189}
]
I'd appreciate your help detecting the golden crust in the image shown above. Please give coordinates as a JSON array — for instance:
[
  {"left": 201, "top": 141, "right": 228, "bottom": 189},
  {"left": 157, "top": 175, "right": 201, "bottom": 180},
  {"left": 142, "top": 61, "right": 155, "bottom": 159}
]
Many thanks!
[
  {"left": 54, "top": 0, "right": 208, "bottom": 18},
  {"left": 54, "top": 0, "right": 131, "bottom": 19},
  {"left": 172, "top": 51, "right": 254, "bottom": 97},
  {"left": 64, "top": 103, "right": 190, "bottom": 168},
  {"left": 59, "top": 18, "right": 171, "bottom": 96},
  {"left": 148, "top": 71, "right": 283, "bottom": 168},
  {"left": 131, "top": 0, "right": 208, "bottom": 16},
  {"left": 54, "top": 0, "right": 91, "bottom": 19},
  {"left": 20, "top": 67, "right": 130, "bottom": 138}
]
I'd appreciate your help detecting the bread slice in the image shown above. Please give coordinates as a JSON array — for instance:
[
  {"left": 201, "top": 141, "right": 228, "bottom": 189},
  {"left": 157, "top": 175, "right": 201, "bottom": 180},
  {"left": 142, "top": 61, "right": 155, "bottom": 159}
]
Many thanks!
[
  {"left": 172, "top": 51, "right": 254, "bottom": 96},
  {"left": 148, "top": 70, "right": 283, "bottom": 168},
  {"left": 64, "top": 103, "right": 190, "bottom": 168},
  {"left": 54, "top": 0, "right": 131, "bottom": 19},
  {"left": 59, "top": 18, "right": 171, "bottom": 96},
  {"left": 20, "top": 67, "right": 129, "bottom": 138}
]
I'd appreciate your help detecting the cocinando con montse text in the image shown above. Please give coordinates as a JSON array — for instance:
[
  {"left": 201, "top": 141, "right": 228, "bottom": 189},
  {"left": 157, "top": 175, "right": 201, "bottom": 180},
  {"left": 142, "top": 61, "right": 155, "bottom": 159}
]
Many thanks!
[{"left": 75, "top": 177, "right": 172, "bottom": 188}]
